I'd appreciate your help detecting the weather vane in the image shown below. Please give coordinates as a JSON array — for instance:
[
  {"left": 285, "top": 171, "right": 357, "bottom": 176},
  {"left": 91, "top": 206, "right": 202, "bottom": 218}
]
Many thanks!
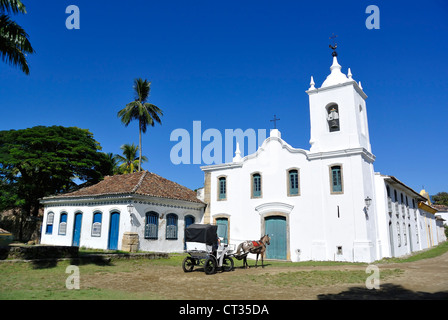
[{"left": 329, "top": 33, "right": 338, "bottom": 57}]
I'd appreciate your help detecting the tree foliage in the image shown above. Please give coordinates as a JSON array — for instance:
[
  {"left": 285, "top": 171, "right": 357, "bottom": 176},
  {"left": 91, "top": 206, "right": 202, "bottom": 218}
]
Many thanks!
[
  {"left": 117, "top": 78, "right": 163, "bottom": 171},
  {"left": 0, "top": 126, "right": 113, "bottom": 238},
  {"left": 0, "top": 0, "right": 35, "bottom": 74},
  {"left": 114, "top": 143, "right": 147, "bottom": 174},
  {"left": 432, "top": 192, "right": 448, "bottom": 206}
]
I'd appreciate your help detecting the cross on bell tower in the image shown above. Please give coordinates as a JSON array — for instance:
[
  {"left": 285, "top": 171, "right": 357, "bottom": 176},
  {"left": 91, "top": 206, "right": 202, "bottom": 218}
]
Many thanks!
[{"left": 270, "top": 115, "right": 280, "bottom": 129}]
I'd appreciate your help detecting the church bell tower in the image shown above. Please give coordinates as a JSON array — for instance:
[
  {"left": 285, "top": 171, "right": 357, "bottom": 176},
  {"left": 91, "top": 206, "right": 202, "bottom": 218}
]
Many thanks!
[{"left": 306, "top": 45, "right": 372, "bottom": 155}]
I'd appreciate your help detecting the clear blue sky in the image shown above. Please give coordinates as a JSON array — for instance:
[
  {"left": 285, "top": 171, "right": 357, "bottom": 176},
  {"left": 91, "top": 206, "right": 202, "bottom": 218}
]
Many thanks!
[{"left": 1, "top": 0, "right": 447, "bottom": 196}]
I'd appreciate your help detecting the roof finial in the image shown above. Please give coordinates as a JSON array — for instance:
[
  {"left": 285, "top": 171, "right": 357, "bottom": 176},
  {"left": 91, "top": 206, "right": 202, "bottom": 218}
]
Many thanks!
[
  {"left": 329, "top": 33, "right": 338, "bottom": 57},
  {"left": 309, "top": 76, "right": 316, "bottom": 90},
  {"left": 348, "top": 68, "right": 353, "bottom": 80},
  {"left": 233, "top": 142, "right": 242, "bottom": 162}
]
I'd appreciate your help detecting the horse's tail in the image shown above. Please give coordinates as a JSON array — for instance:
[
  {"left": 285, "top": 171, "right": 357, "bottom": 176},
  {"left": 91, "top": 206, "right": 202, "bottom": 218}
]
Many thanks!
[{"left": 235, "top": 243, "right": 243, "bottom": 256}]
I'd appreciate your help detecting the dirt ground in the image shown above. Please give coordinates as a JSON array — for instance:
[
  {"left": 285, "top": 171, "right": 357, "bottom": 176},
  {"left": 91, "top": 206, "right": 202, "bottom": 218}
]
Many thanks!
[{"left": 82, "top": 251, "right": 448, "bottom": 300}]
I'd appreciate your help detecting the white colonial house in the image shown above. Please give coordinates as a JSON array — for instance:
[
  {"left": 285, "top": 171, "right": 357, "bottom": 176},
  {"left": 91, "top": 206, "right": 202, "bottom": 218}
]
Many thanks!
[
  {"left": 40, "top": 171, "right": 205, "bottom": 252},
  {"left": 199, "top": 51, "right": 444, "bottom": 262}
]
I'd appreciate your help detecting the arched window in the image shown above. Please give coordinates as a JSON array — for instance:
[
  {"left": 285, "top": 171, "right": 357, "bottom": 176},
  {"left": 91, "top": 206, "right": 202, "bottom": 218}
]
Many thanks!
[
  {"left": 92, "top": 212, "right": 102, "bottom": 237},
  {"left": 218, "top": 176, "right": 227, "bottom": 200},
  {"left": 166, "top": 214, "right": 178, "bottom": 240},
  {"left": 145, "top": 212, "right": 159, "bottom": 239},
  {"left": 59, "top": 213, "right": 67, "bottom": 235},
  {"left": 46, "top": 212, "right": 54, "bottom": 234},
  {"left": 326, "top": 104, "right": 340, "bottom": 132},
  {"left": 252, "top": 173, "right": 262, "bottom": 198},
  {"left": 288, "top": 169, "right": 299, "bottom": 196},
  {"left": 330, "top": 165, "right": 343, "bottom": 194}
]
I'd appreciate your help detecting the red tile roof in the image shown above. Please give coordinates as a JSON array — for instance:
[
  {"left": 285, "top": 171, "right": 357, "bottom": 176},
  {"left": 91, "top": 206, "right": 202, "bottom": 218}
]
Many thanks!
[{"left": 44, "top": 171, "right": 204, "bottom": 204}]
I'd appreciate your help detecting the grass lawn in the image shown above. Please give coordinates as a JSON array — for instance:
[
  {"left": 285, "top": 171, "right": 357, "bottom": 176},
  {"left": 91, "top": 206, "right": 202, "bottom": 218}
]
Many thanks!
[{"left": 0, "top": 242, "right": 446, "bottom": 300}]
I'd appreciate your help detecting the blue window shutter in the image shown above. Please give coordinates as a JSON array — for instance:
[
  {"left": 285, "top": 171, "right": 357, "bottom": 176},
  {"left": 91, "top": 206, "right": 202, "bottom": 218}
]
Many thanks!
[
  {"left": 289, "top": 170, "right": 299, "bottom": 195},
  {"left": 93, "top": 212, "right": 102, "bottom": 223},
  {"left": 46, "top": 213, "right": 54, "bottom": 234},
  {"left": 332, "top": 166, "right": 342, "bottom": 192},
  {"left": 92, "top": 212, "right": 102, "bottom": 237},
  {"left": 145, "top": 212, "right": 159, "bottom": 239},
  {"left": 59, "top": 213, "right": 67, "bottom": 235},
  {"left": 219, "top": 177, "right": 226, "bottom": 199},
  {"left": 166, "top": 214, "right": 178, "bottom": 240},
  {"left": 253, "top": 174, "right": 261, "bottom": 197}
]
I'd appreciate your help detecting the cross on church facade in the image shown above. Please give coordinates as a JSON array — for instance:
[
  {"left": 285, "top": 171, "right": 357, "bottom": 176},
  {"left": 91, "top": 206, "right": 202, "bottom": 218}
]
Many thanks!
[{"left": 270, "top": 115, "right": 280, "bottom": 129}]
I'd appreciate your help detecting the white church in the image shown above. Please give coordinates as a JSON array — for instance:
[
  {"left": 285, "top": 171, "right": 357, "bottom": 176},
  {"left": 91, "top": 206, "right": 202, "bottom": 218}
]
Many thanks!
[
  {"left": 199, "top": 50, "right": 446, "bottom": 263},
  {"left": 40, "top": 49, "right": 445, "bottom": 262}
]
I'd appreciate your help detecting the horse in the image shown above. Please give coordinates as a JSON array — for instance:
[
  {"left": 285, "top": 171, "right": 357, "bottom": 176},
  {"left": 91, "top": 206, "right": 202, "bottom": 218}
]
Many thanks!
[{"left": 235, "top": 234, "right": 271, "bottom": 268}]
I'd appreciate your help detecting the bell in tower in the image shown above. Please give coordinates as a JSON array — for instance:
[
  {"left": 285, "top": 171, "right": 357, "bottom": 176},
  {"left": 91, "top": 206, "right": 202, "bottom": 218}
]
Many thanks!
[{"left": 327, "top": 106, "right": 340, "bottom": 132}]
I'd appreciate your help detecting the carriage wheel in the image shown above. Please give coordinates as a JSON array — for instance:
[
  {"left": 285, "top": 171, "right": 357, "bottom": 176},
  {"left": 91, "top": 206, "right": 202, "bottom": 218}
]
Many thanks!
[
  {"left": 222, "top": 256, "right": 234, "bottom": 272},
  {"left": 182, "top": 257, "right": 195, "bottom": 272},
  {"left": 204, "top": 257, "right": 216, "bottom": 275}
]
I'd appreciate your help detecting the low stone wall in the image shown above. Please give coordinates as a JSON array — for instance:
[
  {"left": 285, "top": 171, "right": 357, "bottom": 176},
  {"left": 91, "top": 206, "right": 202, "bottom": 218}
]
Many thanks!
[
  {"left": 0, "top": 244, "right": 169, "bottom": 262},
  {"left": 0, "top": 245, "right": 78, "bottom": 260}
]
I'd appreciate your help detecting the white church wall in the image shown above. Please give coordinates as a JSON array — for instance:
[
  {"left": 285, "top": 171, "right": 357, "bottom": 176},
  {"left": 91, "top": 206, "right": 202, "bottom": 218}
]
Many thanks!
[{"left": 204, "top": 131, "right": 380, "bottom": 262}]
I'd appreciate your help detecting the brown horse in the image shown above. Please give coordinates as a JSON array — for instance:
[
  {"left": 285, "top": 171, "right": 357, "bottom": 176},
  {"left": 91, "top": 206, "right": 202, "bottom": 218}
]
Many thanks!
[{"left": 235, "top": 234, "right": 271, "bottom": 268}]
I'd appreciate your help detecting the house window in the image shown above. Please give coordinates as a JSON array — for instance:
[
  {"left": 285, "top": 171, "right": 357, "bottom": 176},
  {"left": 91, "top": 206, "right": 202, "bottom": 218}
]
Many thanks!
[
  {"left": 387, "top": 186, "right": 392, "bottom": 213},
  {"left": 46, "top": 212, "right": 54, "bottom": 234},
  {"left": 330, "top": 165, "right": 343, "bottom": 194},
  {"left": 326, "top": 104, "right": 340, "bottom": 132},
  {"left": 92, "top": 212, "right": 102, "bottom": 237},
  {"left": 59, "top": 213, "right": 67, "bottom": 235},
  {"left": 403, "top": 222, "right": 407, "bottom": 246},
  {"left": 166, "top": 214, "right": 178, "bottom": 240},
  {"left": 145, "top": 212, "right": 159, "bottom": 239},
  {"left": 218, "top": 177, "right": 227, "bottom": 200},
  {"left": 252, "top": 173, "right": 262, "bottom": 198},
  {"left": 288, "top": 169, "right": 299, "bottom": 196},
  {"left": 397, "top": 222, "right": 401, "bottom": 247}
]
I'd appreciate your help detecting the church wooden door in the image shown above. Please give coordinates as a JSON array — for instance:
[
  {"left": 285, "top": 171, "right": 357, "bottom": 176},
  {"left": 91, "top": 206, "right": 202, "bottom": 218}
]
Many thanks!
[{"left": 265, "top": 216, "right": 287, "bottom": 260}]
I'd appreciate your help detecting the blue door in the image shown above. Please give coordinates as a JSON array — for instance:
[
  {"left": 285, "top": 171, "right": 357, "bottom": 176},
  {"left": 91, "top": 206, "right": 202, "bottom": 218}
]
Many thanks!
[
  {"left": 216, "top": 218, "right": 229, "bottom": 244},
  {"left": 72, "top": 213, "right": 82, "bottom": 247},
  {"left": 265, "top": 216, "right": 287, "bottom": 260},
  {"left": 108, "top": 212, "right": 120, "bottom": 250},
  {"left": 184, "top": 215, "right": 195, "bottom": 249}
]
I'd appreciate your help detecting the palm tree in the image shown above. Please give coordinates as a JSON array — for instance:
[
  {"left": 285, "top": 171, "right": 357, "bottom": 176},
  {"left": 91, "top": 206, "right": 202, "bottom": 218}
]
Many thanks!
[
  {"left": 0, "top": 0, "right": 35, "bottom": 74},
  {"left": 114, "top": 143, "right": 148, "bottom": 174},
  {"left": 117, "top": 78, "right": 163, "bottom": 171}
]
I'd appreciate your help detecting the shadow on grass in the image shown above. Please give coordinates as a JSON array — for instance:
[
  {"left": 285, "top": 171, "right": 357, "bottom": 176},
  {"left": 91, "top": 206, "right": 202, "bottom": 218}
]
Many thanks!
[{"left": 317, "top": 283, "right": 448, "bottom": 300}]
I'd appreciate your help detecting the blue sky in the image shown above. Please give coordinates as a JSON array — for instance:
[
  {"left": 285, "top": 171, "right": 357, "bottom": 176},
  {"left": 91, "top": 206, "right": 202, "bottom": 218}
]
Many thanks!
[{"left": 1, "top": 0, "right": 447, "bottom": 195}]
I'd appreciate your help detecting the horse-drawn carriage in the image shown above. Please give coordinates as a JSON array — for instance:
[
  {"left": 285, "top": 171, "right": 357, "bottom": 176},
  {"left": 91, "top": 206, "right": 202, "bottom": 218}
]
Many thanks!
[
  {"left": 183, "top": 223, "right": 271, "bottom": 274},
  {"left": 182, "top": 224, "right": 235, "bottom": 275}
]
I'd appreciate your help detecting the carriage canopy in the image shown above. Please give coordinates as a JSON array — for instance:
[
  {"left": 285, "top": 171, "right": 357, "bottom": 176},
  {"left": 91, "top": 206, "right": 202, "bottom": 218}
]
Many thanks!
[{"left": 185, "top": 224, "right": 218, "bottom": 245}]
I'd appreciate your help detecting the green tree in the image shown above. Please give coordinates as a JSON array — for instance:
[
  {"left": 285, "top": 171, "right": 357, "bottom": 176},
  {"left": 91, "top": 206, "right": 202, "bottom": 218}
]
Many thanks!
[
  {"left": 0, "top": 0, "right": 35, "bottom": 74},
  {"left": 0, "top": 126, "right": 112, "bottom": 240},
  {"left": 114, "top": 143, "right": 147, "bottom": 174},
  {"left": 117, "top": 78, "right": 163, "bottom": 172},
  {"left": 432, "top": 192, "right": 448, "bottom": 206}
]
